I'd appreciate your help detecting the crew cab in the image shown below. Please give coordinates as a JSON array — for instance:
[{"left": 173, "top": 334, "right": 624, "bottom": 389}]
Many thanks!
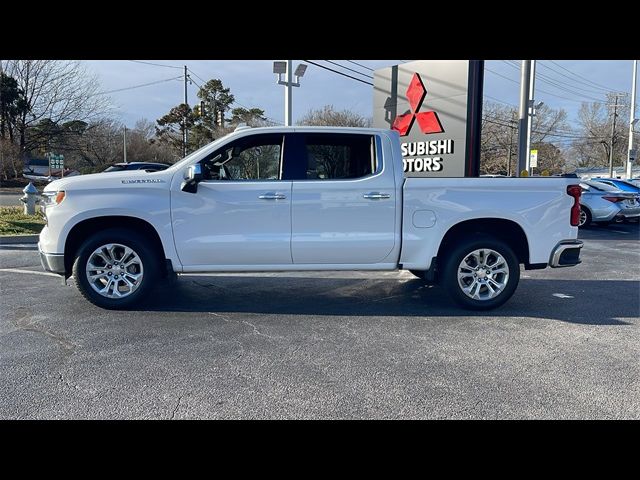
[{"left": 39, "top": 126, "right": 583, "bottom": 310}]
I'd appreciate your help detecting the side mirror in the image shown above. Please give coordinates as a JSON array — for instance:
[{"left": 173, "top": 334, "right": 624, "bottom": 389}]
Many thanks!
[{"left": 181, "top": 164, "right": 203, "bottom": 193}]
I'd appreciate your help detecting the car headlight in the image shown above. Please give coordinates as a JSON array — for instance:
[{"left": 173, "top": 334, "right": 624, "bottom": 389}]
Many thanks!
[{"left": 42, "top": 190, "right": 66, "bottom": 207}]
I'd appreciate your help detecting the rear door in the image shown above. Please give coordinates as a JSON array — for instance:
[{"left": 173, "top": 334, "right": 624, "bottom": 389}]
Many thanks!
[{"left": 284, "top": 133, "right": 397, "bottom": 264}]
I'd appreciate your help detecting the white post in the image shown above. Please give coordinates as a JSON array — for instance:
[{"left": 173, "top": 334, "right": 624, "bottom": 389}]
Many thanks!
[
  {"left": 627, "top": 60, "right": 637, "bottom": 179},
  {"left": 285, "top": 60, "right": 293, "bottom": 126},
  {"left": 517, "top": 61, "right": 532, "bottom": 176},
  {"left": 525, "top": 60, "right": 536, "bottom": 175}
]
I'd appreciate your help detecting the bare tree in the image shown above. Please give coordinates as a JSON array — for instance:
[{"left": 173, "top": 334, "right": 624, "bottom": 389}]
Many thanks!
[
  {"left": 0, "top": 138, "right": 21, "bottom": 180},
  {"left": 568, "top": 95, "right": 630, "bottom": 170},
  {"left": 0, "top": 60, "right": 111, "bottom": 154},
  {"left": 481, "top": 101, "right": 570, "bottom": 175},
  {"left": 298, "top": 105, "right": 371, "bottom": 127}
]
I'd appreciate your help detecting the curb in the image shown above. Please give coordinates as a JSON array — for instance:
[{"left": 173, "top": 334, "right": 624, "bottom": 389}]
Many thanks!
[{"left": 0, "top": 234, "right": 39, "bottom": 245}]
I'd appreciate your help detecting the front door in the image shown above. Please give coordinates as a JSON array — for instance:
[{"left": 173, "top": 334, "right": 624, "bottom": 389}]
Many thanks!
[{"left": 171, "top": 133, "right": 292, "bottom": 268}]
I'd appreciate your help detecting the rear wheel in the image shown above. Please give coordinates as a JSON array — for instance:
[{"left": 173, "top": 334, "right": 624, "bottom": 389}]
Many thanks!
[
  {"left": 442, "top": 236, "right": 519, "bottom": 310},
  {"left": 72, "top": 228, "right": 160, "bottom": 309}
]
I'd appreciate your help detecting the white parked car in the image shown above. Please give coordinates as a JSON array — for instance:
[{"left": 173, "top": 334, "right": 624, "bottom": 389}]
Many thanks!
[{"left": 39, "top": 127, "right": 583, "bottom": 310}]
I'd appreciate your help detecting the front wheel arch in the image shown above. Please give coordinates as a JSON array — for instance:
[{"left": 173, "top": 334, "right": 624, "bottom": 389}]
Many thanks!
[{"left": 65, "top": 216, "right": 167, "bottom": 277}]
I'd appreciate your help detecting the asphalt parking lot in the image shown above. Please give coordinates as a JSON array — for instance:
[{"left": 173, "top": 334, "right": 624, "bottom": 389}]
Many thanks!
[{"left": 0, "top": 223, "right": 638, "bottom": 419}]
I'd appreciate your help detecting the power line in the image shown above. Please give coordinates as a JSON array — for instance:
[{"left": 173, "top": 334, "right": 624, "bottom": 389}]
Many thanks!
[
  {"left": 483, "top": 115, "right": 604, "bottom": 140},
  {"left": 303, "top": 60, "right": 374, "bottom": 86},
  {"left": 324, "top": 60, "right": 373, "bottom": 79},
  {"left": 549, "top": 60, "right": 616, "bottom": 92},
  {"left": 93, "top": 76, "right": 183, "bottom": 96},
  {"left": 485, "top": 67, "right": 607, "bottom": 105},
  {"left": 537, "top": 61, "right": 612, "bottom": 94},
  {"left": 128, "top": 60, "right": 183, "bottom": 70},
  {"left": 347, "top": 60, "right": 374, "bottom": 72},
  {"left": 187, "top": 68, "right": 208, "bottom": 85},
  {"left": 484, "top": 94, "right": 518, "bottom": 107},
  {"left": 502, "top": 60, "right": 608, "bottom": 99}
]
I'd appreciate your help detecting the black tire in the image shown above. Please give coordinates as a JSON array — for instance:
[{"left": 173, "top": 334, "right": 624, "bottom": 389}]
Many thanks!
[
  {"left": 72, "top": 228, "right": 160, "bottom": 309},
  {"left": 441, "top": 235, "right": 520, "bottom": 310},
  {"left": 578, "top": 206, "right": 592, "bottom": 228}
]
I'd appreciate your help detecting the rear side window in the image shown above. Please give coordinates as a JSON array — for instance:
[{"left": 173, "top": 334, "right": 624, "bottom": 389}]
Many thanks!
[{"left": 303, "top": 134, "right": 376, "bottom": 180}]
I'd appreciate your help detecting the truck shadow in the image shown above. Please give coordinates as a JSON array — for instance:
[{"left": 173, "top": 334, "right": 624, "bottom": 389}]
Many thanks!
[{"left": 141, "top": 276, "right": 639, "bottom": 326}]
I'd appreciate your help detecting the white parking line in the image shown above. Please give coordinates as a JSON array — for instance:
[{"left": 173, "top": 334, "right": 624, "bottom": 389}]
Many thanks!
[{"left": 0, "top": 268, "right": 59, "bottom": 277}]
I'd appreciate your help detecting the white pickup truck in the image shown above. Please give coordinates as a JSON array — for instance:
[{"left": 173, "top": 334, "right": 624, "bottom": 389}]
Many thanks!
[{"left": 39, "top": 126, "right": 583, "bottom": 310}]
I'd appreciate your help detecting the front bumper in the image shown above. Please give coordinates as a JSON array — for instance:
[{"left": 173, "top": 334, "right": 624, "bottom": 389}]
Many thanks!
[
  {"left": 550, "top": 240, "right": 583, "bottom": 268},
  {"left": 38, "top": 242, "right": 65, "bottom": 275}
]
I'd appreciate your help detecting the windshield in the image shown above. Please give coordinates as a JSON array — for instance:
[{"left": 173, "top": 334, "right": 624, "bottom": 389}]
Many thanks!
[
  {"left": 103, "top": 165, "right": 125, "bottom": 172},
  {"left": 169, "top": 132, "right": 237, "bottom": 170}
]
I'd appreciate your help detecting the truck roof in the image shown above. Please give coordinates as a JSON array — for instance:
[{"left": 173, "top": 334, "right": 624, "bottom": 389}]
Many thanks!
[{"left": 234, "top": 125, "right": 394, "bottom": 136}]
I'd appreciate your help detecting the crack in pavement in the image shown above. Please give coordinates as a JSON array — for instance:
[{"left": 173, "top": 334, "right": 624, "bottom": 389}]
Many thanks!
[
  {"left": 11, "top": 311, "right": 79, "bottom": 355},
  {"left": 171, "top": 395, "right": 183, "bottom": 420},
  {"left": 241, "top": 320, "right": 279, "bottom": 339},
  {"left": 208, "top": 311, "right": 280, "bottom": 340}
]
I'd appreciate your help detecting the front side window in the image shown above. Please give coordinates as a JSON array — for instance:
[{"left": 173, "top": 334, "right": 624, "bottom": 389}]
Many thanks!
[{"left": 202, "top": 134, "right": 283, "bottom": 181}]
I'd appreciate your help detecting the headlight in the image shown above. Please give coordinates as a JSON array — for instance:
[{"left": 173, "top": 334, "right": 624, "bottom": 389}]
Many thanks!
[{"left": 42, "top": 190, "right": 66, "bottom": 206}]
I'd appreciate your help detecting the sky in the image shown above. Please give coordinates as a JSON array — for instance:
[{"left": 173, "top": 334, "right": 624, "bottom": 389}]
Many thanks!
[{"left": 84, "top": 60, "right": 637, "bottom": 130}]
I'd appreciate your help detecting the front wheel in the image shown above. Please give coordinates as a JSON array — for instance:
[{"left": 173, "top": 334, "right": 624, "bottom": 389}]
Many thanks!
[
  {"left": 442, "top": 236, "right": 520, "bottom": 310},
  {"left": 72, "top": 228, "right": 160, "bottom": 309}
]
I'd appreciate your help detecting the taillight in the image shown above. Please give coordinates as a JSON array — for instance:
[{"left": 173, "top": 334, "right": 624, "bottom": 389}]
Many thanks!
[
  {"left": 602, "top": 196, "right": 625, "bottom": 203},
  {"left": 567, "top": 185, "right": 581, "bottom": 227}
]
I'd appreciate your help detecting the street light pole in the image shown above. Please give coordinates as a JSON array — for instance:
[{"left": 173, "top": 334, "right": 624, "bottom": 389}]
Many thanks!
[
  {"left": 525, "top": 60, "right": 537, "bottom": 175},
  {"left": 274, "top": 61, "right": 307, "bottom": 127},
  {"left": 627, "top": 60, "right": 637, "bottom": 179},
  {"left": 285, "top": 60, "right": 293, "bottom": 127}
]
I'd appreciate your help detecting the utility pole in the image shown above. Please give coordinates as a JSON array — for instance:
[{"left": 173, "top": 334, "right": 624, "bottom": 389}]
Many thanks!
[
  {"left": 627, "top": 60, "right": 637, "bottom": 179},
  {"left": 608, "top": 94, "right": 626, "bottom": 177},
  {"left": 517, "top": 60, "right": 534, "bottom": 176},
  {"left": 183, "top": 65, "right": 188, "bottom": 157},
  {"left": 285, "top": 60, "right": 293, "bottom": 126},
  {"left": 123, "top": 126, "right": 127, "bottom": 163},
  {"left": 507, "top": 118, "right": 517, "bottom": 176}
]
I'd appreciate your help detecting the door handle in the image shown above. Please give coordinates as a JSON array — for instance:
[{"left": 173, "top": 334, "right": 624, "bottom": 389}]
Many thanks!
[
  {"left": 258, "top": 192, "right": 287, "bottom": 200},
  {"left": 363, "top": 192, "right": 391, "bottom": 200}
]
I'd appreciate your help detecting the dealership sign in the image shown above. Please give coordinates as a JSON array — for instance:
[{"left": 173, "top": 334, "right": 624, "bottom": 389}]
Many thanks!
[{"left": 373, "top": 60, "right": 484, "bottom": 177}]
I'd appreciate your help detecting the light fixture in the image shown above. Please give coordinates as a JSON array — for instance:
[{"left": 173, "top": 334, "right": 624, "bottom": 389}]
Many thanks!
[
  {"left": 294, "top": 64, "right": 307, "bottom": 78},
  {"left": 273, "top": 61, "right": 308, "bottom": 126},
  {"left": 273, "top": 62, "right": 287, "bottom": 74}
]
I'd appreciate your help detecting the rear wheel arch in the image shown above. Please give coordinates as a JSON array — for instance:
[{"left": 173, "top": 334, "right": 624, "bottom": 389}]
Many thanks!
[
  {"left": 436, "top": 218, "right": 530, "bottom": 270},
  {"left": 438, "top": 218, "right": 529, "bottom": 264}
]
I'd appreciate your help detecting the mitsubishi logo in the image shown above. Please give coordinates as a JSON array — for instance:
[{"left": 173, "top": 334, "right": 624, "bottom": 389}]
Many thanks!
[{"left": 392, "top": 73, "right": 444, "bottom": 137}]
